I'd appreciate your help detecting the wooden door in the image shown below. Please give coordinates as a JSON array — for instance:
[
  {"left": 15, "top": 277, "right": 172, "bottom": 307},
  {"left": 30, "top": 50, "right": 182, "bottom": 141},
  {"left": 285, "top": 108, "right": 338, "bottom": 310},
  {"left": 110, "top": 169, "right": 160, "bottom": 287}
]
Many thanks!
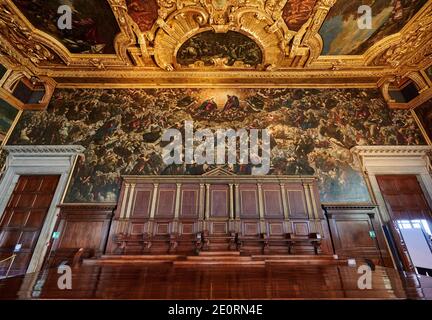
[
  {"left": 326, "top": 210, "right": 387, "bottom": 266},
  {"left": 376, "top": 175, "right": 432, "bottom": 271},
  {"left": 0, "top": 175, "right": 59, "bottom": 277}
]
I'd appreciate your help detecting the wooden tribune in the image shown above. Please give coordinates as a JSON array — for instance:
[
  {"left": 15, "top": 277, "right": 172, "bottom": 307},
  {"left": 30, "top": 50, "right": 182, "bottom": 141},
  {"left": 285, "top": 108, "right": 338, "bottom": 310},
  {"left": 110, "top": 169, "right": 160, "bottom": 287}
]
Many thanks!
[{"left": 106, "top": 169, "right": 333, "bottom": 256}]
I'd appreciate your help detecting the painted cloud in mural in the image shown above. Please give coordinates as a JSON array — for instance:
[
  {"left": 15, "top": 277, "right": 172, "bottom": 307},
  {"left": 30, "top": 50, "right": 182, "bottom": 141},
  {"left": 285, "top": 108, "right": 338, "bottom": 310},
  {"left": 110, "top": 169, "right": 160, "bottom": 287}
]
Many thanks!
[{"left": 8, "top": 88, "right": 424, "bottom": 204}]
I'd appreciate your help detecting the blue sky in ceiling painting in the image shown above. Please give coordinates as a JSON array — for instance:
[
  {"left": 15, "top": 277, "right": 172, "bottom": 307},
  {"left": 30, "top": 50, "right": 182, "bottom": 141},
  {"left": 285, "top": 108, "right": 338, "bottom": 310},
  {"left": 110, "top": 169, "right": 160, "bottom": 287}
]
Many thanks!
[{"left": 320, "top": 0, "right": 427, "bottom": 55}]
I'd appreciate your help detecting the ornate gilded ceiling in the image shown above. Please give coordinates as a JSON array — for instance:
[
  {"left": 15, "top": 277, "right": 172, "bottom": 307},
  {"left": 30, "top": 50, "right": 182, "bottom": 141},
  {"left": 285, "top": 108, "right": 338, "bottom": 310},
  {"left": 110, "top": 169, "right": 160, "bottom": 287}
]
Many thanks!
[{"left": 0, "top": 0, "right": 431, "bottom": 87}]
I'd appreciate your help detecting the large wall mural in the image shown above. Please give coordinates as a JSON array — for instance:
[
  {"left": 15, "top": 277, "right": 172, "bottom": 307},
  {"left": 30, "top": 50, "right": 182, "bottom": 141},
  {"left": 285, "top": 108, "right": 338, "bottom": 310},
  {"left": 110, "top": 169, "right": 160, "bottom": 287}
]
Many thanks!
[
  {"left": 0, "top": 98, "right": 19, "bottom": 145},
  {"left": 414, "top": 99, "right": 432, "bottom": 145},
  {"left": 176, "top": 31, "right": 263, "bottom": 67},
  {"left": 320, "top": 0, "right": 427, "bottom": 55},
  {"left": 12, "top": 0, "right": 120, "bottom": 54},
  {"left": 7, "top": 88, "right": 424, "bottom": 203}
]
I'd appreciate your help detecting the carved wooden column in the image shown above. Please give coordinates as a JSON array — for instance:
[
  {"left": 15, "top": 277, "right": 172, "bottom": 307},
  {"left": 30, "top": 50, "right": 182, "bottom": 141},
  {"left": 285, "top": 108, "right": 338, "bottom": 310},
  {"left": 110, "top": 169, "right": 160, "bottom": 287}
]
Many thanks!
[
  {"left": 173, "top": 183, "right": 182, "bottom": 233},
  {"left": 280, "top": 182, "right": 291, "bottom": 234},
  {"left": 257, "top": 183, "right": 266, "bottom": 233},
  {"left": 125, "top": 183, "right": 136, "bottom": 219},
  {"left": 204, "top": 184, "right": 210, "bottom": 231},
  {"left": 199, "top": 183, "right": 205, "bottom": 231},
  {"left": 228, "top": 184, "right": 234, "bottom": 220},
  {"left": 149, "top": 183, "right": 159, "bottom": 234},
  {"left": 280, "top": 183, "right": 289, "bottom": 220},
  {"left": 119, "top": 183, "right": 130, "bottom": 219},
  {"left": 307, "top": 183, "right": 322, "bottom": 234},
  {"left": 234, "top": 184, "right": 240, "bottom": 221}
]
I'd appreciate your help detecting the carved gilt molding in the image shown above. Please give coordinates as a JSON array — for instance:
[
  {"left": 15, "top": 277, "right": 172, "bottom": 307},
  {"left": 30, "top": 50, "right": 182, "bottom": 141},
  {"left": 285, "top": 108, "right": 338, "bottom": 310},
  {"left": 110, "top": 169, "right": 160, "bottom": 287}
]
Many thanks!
[{"left": 0, "top": 0, "right": 431, "bottom": 87}]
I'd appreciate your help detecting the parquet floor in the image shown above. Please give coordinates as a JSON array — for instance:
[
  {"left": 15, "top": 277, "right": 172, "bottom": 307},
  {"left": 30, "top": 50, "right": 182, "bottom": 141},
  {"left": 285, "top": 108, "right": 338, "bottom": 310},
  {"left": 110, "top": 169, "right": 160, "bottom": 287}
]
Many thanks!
[{"left": 1, "top": 263, "right": 431, "bottom": 299}]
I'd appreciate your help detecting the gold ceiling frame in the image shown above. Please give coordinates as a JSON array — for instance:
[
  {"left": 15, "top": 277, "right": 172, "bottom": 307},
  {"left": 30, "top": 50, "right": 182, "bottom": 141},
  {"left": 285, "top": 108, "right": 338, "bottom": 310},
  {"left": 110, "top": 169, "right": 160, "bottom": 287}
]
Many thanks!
[
  {"left": 151, "top": 1, "right": 287, "bottom": 71},
  {"left": 368, "top": 2, "right": 432, "bottom": 109},
  {"left": 309, "top": 1, "right": 432, "bottom": 71},
  {"left": 0, "top": 0, "right": 135, "bottom": 71},
  {"left": 0, "top": 0, "right": 430, "bottom": 90}
]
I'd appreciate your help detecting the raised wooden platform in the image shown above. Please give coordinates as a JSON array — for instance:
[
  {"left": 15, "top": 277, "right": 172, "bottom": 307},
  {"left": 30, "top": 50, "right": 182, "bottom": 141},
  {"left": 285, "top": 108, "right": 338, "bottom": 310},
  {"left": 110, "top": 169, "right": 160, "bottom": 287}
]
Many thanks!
[
  {"left": 82, "top": 252, "right": 346, "bottom": 267},
  {"left": 1, "top": 262, "right": 432, "bottom": 299}
]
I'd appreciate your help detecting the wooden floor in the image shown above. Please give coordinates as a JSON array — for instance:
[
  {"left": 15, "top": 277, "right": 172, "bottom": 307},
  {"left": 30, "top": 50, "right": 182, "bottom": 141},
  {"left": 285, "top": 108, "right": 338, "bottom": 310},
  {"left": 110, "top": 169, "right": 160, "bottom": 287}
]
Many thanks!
[{"left": 1, "top": 258, "right": 432, "bottom": 299}]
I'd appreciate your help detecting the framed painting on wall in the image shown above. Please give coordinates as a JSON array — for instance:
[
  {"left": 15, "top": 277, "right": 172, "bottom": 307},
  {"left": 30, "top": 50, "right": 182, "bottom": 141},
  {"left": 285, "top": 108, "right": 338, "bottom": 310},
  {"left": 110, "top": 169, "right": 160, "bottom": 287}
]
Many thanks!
[
  {"left": 425, "top": 65, "right": 432, "bottom": 84},
  {"left": 413, "top": 99, "right": 432, "bottom": 145},
  {"left": 0, "top": 97, "right": 21, "bottom": 147}
]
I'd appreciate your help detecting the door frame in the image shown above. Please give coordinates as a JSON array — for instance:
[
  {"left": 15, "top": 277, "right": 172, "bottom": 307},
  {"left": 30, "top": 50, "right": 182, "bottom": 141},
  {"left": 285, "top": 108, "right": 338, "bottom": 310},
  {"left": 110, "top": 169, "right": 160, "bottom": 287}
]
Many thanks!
[
  {"left": 351, "top": 145, "right": 432, "bottom": 270},
  {"left": 0, "top": 145, "right": 84, "bottom": 274}
]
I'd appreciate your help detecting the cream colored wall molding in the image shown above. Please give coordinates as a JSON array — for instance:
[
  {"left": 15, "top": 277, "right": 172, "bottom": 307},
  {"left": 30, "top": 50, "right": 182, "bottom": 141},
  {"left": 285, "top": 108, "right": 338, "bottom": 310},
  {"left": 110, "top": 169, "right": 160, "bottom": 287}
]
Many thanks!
[
  {"left": 0, "top": 145, "right": 84, "bottom": 274},
  {"left": 351, "top": 145, "right": 432, "bottom": 223}
]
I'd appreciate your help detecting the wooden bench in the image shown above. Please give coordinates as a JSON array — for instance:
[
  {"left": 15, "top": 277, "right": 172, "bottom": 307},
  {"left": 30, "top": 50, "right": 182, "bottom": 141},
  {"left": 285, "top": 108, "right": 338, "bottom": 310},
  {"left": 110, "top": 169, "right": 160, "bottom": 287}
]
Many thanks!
[
  {"left": 112, "top": 232, "right": 201, "bottom": 254},
  {"left": 237, "top": 232, "right": 322, "bottom": 255},
  {"left": 201, "top": 230, "right": 237, "bottom": 251},
  {"left": 286, "top": 233, "right": 322, "bottom": 255}
]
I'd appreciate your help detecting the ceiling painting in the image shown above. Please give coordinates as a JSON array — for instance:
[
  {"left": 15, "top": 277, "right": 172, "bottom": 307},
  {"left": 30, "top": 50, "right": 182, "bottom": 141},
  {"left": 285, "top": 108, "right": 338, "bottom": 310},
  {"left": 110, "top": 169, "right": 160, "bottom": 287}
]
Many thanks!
[
  {"left": 11, "top": 0, "right": 120, "bottom": 54},
  {"left": 0, "top": 0, "right": 430, "bottom": 87},
  {"left": 320, "top": 0, "right": 428, "bottom": 55},
  {"left": 126, "top": 0, "right": 159, "bottom": 32},
  {"left": 282, "top": 0, "right": 318, "bottom": 32},
  {"left": 176, "top": 31, "right": 263, "bottom": 68}
]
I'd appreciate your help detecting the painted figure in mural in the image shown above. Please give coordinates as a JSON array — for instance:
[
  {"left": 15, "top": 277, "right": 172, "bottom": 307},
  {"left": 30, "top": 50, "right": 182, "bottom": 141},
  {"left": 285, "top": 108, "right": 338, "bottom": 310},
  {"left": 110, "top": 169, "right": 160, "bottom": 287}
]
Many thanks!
[
  {"left": 197, "top": 98, "right": 218, "bottom": 114},
  {"left": 7, "top": 88, "right": 425, "bottom": 204},
  {"left": 282, "top": 0, "right": 317, "bottom": 31},
  {"left": 177, "top": 31, "right": 263, "bottom": 67},
  {"left": 222, "top": 95, "right": 240, "bottom": 112},
  {"left": 126, "top": 0, "right": 159, "bottom": 32}
]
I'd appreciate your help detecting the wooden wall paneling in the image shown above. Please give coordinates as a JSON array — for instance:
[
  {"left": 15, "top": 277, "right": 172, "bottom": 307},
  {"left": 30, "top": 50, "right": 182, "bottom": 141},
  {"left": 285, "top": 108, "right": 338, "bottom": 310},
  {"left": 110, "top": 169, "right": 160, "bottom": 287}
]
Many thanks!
[
  {"left": 209, "top": 184, "right": 229, "bottom": 218},
  {"left": 239, "top": 184, "right": 259, "bottom": 218},
  {"left": 323, "top": 205, "right": 393, "bottom": 267},
  {"left": 285, "top": 184, "right": 308, "bottom": 219},
  {"left": 180, "top": 184, "right": 200, "bottom": 218},
  {"left": 262, "top": 184, "right": 284, "bottom": 219},
  {"left": 107, "top": 175, "right": 330, "bottom": 255},
  {"left": 155, "top": 184, "right": 176, "bottom": 218},
  {"left": 47, "top": 204, "right": 115, "bottom": 267},
  {"left": 131, "top": 184, "right": 153, "bottom": 218},
  {"left": 376, "top": 174, "right": 432, "bottom": 271}
]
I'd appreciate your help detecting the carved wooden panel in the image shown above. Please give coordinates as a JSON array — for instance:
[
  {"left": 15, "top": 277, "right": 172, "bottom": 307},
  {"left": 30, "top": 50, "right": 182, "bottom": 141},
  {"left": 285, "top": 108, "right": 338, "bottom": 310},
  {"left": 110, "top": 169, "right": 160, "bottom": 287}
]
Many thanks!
[
  {"left": 48, "top": 204, "right": 115, "bottom": 267},
  {"left": 180, "top": 184, "right": 199, "bottom": 218},
  {"left": 292, "top": 221, "right": 309, "bottom": 236},
  {"left": 155, "top": 223, "right": 170, "bottom": 235},
  {"left": 242, "top": 222, "right": 260, "bottom": 236},
  {"left": 155, "top": 184, "right": 176, "bottom": 218},
  {"left": 132, "top": 187, "right": 152, "bottom": 218},
  {"left": 179, "top": 222, "right": 195, "bottom": 235},
  {"left": 109, "top": 175, "right": 330, "bottom": 255},
  {"left": 210, "top": 185, "right": 229, "bottom": 218},
  {"left": 286, "top": 187, "right": 308, "bottom": 218},
  {"left": 268, "top": 222, "right": 284, "bottom": 236},
  {"left": 324, "top": 205, "right": 393, "bottom": 267},
  {"left": 262, "top": 184, "right": 283, "bottom": 218},
  {"left": 239, "top": 184, "right": 259, "bottom": 218},
  {"left": 211, "top": 222, "right": 228, "bottom": 234}
]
